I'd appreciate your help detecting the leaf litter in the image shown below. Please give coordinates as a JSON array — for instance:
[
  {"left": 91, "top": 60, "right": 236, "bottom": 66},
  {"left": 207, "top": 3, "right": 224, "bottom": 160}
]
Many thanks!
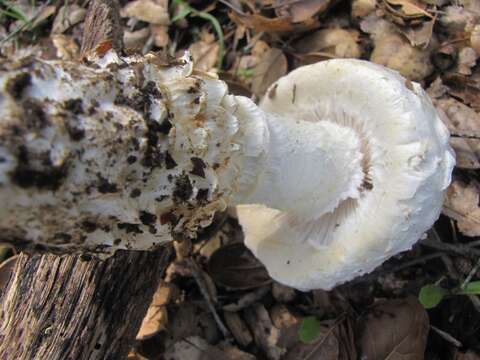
[{"left": 3, "top": 0, "right": 480, "bottom": 358}]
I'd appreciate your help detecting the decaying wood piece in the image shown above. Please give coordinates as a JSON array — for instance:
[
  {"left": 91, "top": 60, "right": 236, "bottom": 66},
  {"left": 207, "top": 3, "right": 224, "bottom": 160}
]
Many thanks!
[{"left": 0, "top": 246, "right": 172, "bottom": 359}]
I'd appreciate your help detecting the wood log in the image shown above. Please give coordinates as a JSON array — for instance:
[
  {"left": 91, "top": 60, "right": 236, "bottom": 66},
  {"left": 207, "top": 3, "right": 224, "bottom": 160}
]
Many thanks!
[{"left": 0, "top": 246, "right": 172, "bottom": 360}]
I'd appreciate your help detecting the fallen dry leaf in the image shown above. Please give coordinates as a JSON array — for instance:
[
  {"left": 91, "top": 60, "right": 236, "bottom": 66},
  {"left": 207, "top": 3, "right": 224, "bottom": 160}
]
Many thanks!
[
  {"left": 334, "top": 317, "right": 357, "bottom": 360},
  {"left": 434, "top": 95, "right": 480, "bottom": 138},
  {"left": 51, "top": 34, "right": 80, "bottom": 60},
  {"left": 189, "top": 31, "right": 220, "bottom": 72},
  {"left": 124, "top": 27, "right": 151, "bottom": 51},
  {"left": 251, "top": 48, "right": 288, "bottom": 97},
  {"left": 136, "top": 281, "right": 178, "bottom": 340},
  {"left": 151, "top": 24, "right": 169, "bottom": 48},
  {"left": 208, "top": 242, "right": 271, "bottom": 290},
  {"left": 121, "top": 0, "right": 170, "bottom": 25},
  {"left": 168, "top": 302, "right": 220, "bottom": 343},
  {"left": 439, "top": 5, "right": 478, "bottom": 32},
  {"left": 229, "top": 11, "right": 318, "bottom": 33},
  {"left": 362, "top": 16, "right": 434, "bottom": 80},
  {"left": 400, "top": 17, "right": 435, "bottom": 48},
  {"left": 294, "top": 28, "right": 362, "bottom": 61},
  {"left": 284, "top": 324, "right": 339, "bottom": 360},
  {"left": 448, "top": 137, "right": 480, "bottom": 169},
  {"left": 351, "top": 0, "right": 377, "bottom": 18},
  {"left": 274, "top": 0, "right": 334, "bottom": 23},
  {"left": 383, "top": 0, "right": 433, "bottom": 20},
  {"left": 455, "top": 350, "right": 480, "bottom": 360},
  {"left": 356, "top": 296, "right": 429, "bottom": 360},
  {"left": 443, "top": 181, "right": 480, "bottom": 237},
  {"left": 456, "top": 47, "right": 478, "bottom": 75},
  {"left": 51, "top": 4, "right": 87, "bottom": 34},
  {"left": 244, "top": 304, "right": 285, "bottom": 360},
  {"left": 224, "top": 310, "right": 253, "bottom": 347}
]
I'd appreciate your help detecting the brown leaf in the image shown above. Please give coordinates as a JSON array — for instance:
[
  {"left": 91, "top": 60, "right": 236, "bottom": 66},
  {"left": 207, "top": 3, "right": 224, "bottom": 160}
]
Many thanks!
[
  {"left": 219, "top": 72, "right": 253, "bottom": 98},
  {"left": 136, "top": 281, "right": 178, "bottom": 340},
  {"left": 442, "top": 74, "right": 480, "bottom": 113},
  {"left": 443, "top": 181, "right": 480, "bottom": 237},
  {"left": 400, "top": 17, "right": 435, "bottom": 48},
  {"left": 224, "top": 311, "right": 254, "bottom": 347},
  {"left": 151, "top": 24, "right": 169, "bottom": 48},
  {"left": 229, "top": 11, "right": 318, "bottom": 33},
  {"left": 244, "top": 304, "right": 285, "bottom": 360},
  {"left": 383, "top": 0, "right": 433, "bottom": 20},
  {"left": 274, "top": 0, "right": 334, "bottom": 23},
  {"left": 294, "top": 28, "right": 362, "bottom": 60},
  {"left": 357, "top": 297, "right": 429, "bottom": 360},
  {"left": 189, "top": 31, "right": 220, "bottom": 72},
  {"left": 51, "top": 34, "right": 80, "bottom": 60},
  {"left": 434, "top": 96, "right": 480, "bottom": 138},
  {"left": 208, "top": 242, "right": 271, "bottom": 290},
  {"left": 251, "top": 48, "right": 288, "bottom": 97},
  {"left": 334, "top": 317, "right": 357, "bottom": 360},
  {"left": 123, "top": 27, "right": 151, "bottom": 51},
  {"left": 51, "top": 4, "right": 87, "bottom": 34},
  {"left": 455, "top": 350, "right": 480, "bottom": 360},
  {"left": 121, "top": 0, "right": 170, "bottom": 25},
  {"left": 449, "top": 137, "right": 480, "bottom": 169}
]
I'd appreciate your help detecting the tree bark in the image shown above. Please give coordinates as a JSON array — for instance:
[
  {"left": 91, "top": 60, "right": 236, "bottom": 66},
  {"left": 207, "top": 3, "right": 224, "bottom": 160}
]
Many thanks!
[{"left": 0, "top": 246, "right": 172, "bottom": 360}]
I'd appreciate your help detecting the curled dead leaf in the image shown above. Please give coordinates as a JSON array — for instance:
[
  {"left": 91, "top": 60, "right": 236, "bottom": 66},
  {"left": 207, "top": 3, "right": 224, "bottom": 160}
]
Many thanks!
[
  {"left": 229, "top": 11, "right": 318, "bottom": 33},
  {"left": 443, "top": 181, "right": 480, "bottom": 237},
  {"left": 208, "top": 242, "right": 271, "bottom": 290},
  {"left": 121, "top": 0, "right": 170, "bottom": 25},
  {"left": 51, "top": 4, "right": 87, "bottom": 34},
  {"left": 383, "top": 0, "right": 433, "bottom": 22},
  {"left": 136, "top": 282, "right": 178, "bottom": 340},
  {"left": 361, "top": 16, "right": 434, "bottom": 80},
  {"left": 274, "top": 0, "right": 334, "bottom": 23},
  {"left": 294, "top": 28, "right": 362, "bottom": 62},
  {"left": 189, "top": 31, "right": 220, "bottom": 72},
  {"left": 356, "top": 297, "right": 429, "bottom": 360},
  {"left": 251, "top": 48, "right": 288, "bottom": 97},
  {"left": 449, "top": 137, "right": 480, "bottom": 169},
  {"left": 244, "top": 304, "right": 285, "bottom": 360}
]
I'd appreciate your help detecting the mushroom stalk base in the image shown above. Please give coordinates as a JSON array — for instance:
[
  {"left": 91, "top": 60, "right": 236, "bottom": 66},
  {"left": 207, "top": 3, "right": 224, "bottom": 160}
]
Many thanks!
[
  {"left": 0, "top": 246, "right": 172, "bottom": 359},
  {"left": 239, "top": 114, "right": 365, "bottom": 219}
]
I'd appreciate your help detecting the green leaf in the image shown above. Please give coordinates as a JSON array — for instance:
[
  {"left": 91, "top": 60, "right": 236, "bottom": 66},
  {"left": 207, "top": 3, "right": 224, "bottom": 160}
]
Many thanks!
[
  {"left": 419, "top": 284, "right": 447, "bottom": 309},
  {"left": 298, "top": 316, "right": 322, "bottom": 343},
  {"left": 459, "top": 281, "right": 480, "bottom": 295}
]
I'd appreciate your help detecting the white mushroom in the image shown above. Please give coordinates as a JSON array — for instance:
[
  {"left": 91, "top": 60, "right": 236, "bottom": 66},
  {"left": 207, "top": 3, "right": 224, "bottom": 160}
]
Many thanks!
[
  {"left": 0, "top": 53, "right": 454, "bottom": 290},
  {"left": 235, "top": 59, "right": 455, "bottom": 291}
]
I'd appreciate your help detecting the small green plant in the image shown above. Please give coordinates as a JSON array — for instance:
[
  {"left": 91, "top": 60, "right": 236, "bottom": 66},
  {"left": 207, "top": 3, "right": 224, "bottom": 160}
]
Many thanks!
[
  {"left": 298, "top": 316, "right": 323, "bottom": 343},
  {"left": 171, "top": 0, "right": 225, "bottom": 69},
  {"left": 419, "top": 281, "right": 480, "bottom": 309}
]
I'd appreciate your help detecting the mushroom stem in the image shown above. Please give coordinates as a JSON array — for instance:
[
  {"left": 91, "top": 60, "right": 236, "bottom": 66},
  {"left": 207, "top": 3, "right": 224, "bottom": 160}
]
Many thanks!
[{"left": 235, "top": 113, "right": 365, "bottom": 219}]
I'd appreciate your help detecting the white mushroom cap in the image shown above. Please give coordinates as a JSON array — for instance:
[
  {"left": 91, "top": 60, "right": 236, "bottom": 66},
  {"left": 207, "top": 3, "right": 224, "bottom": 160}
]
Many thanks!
[{"left": 237, "top": 59, "right": 455, "bottom": 291}]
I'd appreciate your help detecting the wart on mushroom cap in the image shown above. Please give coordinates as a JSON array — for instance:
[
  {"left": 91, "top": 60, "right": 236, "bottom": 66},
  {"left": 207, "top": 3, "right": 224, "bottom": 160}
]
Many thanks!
[{"left": 235, "top": 59, "right": 455, "bottom": 291}]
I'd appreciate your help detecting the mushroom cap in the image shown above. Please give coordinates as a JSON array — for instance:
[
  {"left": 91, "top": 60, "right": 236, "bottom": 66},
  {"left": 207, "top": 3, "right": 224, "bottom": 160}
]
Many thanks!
[{"left": 237, "top": 59, "right": 455, "bottom": 291}]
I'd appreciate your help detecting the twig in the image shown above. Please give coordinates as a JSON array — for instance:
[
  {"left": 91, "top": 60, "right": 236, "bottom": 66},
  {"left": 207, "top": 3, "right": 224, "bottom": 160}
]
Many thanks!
[
  {"left": 430, "top": 325, "right": 463, "bottom": 347},
  {"left": 440, "top": 255, "right": 480, "bottom": 314},
  {"left": 187, "top": 258, "right": 232, "bottom": 340},
  {"left": 461, "top": 257, "right": 480, "bottom": 290},
  {"left": 420, "top": 230, "right": 480, "bottom": 258}
]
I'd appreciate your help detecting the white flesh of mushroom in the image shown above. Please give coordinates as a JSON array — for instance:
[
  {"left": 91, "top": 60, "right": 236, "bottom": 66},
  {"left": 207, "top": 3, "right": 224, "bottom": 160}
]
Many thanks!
[
  {"left": 0, "top": 53, "right": 454, "bottom": 290},
  {"left": 235, "top": 59, "right": 455, "bottom": 290}
]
